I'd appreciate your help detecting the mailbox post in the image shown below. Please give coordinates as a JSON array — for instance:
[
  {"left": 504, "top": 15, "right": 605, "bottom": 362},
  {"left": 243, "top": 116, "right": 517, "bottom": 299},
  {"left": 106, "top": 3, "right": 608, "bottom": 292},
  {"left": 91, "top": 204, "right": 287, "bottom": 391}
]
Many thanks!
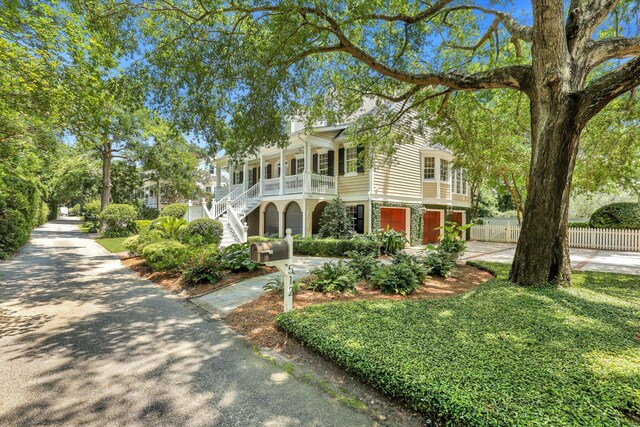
[{"left": 249, "top": 229, "right": 295, "bottom": 312}]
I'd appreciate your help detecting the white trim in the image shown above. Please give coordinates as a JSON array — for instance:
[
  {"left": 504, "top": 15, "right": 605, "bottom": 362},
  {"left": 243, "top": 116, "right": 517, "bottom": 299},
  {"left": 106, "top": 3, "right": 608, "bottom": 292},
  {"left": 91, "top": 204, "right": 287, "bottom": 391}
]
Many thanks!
[
  {"left": 316, "top": 148, "right": 329, "bottom": 155},
  {"left": 344, "top": 172, "right": 358, "bottom": 177}
]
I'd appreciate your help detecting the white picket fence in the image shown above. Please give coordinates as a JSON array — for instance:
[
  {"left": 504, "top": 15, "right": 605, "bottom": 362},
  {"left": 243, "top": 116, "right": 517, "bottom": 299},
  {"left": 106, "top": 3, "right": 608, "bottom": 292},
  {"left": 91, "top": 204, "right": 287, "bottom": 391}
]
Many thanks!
[{"left": 471, "top": 224, "right": 640, "bottom": 252}]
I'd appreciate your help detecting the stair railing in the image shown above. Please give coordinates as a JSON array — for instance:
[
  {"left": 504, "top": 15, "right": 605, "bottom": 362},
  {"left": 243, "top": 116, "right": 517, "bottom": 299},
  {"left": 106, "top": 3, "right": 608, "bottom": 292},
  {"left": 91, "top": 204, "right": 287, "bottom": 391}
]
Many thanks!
[
  {"left": 226, "top": 202, "right": 248, "bottom": 242},
  {"left": 210, "top": 185, "right": 244, "bottom": 219},
  {"left": 228, "top": 182, "right": 261, "bottom": 219}
]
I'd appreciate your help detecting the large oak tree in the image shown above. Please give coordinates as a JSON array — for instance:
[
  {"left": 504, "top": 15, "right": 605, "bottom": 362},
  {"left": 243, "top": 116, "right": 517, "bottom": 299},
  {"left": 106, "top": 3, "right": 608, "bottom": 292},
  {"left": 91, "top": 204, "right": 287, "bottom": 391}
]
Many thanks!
[{"left": 130, "top": 0, "right": 640, "bottom": 286}]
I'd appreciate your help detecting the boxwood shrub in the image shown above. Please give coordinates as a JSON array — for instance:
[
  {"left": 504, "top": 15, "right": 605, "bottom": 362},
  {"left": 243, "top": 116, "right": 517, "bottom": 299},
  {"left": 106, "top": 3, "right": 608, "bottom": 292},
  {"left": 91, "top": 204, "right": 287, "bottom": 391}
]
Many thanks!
[
  {"left": 160, "top": 203, "right": 188, "bottom": 219},
  {"left": 99, "top": 204, "right": 137, "bottom": 236},
  {"left": 183, "top": 218, "right": 224, "bottom": 246},
  {"left": 247, "top": 236, "right": 380, "bottom": 257},
  {"left": 142, "top": 240, "right": 188, "bottom": 271},
  {"left": 589, "top": 202, "right": 640, "bottom": 229}
]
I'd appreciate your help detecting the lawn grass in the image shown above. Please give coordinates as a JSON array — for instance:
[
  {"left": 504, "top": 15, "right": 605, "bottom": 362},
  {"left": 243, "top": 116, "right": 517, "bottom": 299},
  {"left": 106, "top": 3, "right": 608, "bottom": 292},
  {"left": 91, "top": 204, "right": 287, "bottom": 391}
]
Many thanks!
[
  {"left": 276, "top": 261, "right": 640, "bottom": 426},
  {"left": 95, "top": 237, "right": 128, "bottom": 253}
]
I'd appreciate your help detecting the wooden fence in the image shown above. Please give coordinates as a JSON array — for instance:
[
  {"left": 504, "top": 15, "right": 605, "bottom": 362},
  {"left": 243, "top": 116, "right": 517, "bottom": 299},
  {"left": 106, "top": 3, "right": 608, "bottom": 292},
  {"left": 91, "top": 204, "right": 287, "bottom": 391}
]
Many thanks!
[{"left": 470, "top": 224, "right": 640, "bottom": 252}]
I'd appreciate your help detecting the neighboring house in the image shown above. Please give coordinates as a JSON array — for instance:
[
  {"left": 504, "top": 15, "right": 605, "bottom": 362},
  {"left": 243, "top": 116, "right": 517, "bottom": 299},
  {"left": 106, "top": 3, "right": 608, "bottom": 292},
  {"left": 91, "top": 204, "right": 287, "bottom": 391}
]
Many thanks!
[
  {"left": 210, "top": 120, "right": 470, "bottom": 246},
  {"left": 142, "top": 159, "right": 228, "bottom": 210}
]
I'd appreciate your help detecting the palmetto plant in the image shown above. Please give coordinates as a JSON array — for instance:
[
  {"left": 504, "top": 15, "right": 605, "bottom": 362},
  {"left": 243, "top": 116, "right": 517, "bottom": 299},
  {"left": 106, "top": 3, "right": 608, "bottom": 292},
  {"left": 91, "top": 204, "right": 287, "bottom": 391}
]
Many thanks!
[{"left": 154, "top": 216, "right": 187, "bottom": 239}]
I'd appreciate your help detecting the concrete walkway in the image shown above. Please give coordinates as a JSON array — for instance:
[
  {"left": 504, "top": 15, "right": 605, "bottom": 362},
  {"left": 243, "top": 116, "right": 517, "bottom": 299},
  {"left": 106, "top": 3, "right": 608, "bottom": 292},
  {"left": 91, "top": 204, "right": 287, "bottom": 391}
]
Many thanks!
[
  {"left": 461, "top": 241, "right": 640, "bottom": 275},
  {"left": 191, "top": 257, "right": 336, "bottom": 318},
  {"left": 0, "top": 218, "right": 372, "bottom": 426}
]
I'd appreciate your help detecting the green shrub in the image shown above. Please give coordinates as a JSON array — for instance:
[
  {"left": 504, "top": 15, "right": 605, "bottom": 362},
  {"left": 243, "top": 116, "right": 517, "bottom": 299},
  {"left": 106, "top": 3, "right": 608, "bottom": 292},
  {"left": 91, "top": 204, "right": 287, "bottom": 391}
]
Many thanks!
[
  {"left": 84, "top": 200, "right": 101, "bottom": 219},
  {"left": 154, "top": 216, "right": 187, "bottom": 239},
  {"left": 37, "top": 201, "right": 49, "bottom": 225},
  {"left": 568, "top": 221, "right": 591, "bottom": 228},
  {"left": 434, "top": 221, "right": 472, "bottom": 257},
  {"left": 160, "top": 203, "right": 188, "bottom": 219},
  {"left": 422, "top": 250, "right": 456, "bottom": 277},
  {"left": 142, "top": 240, "right": 188, "bottom": 271},
  {"left": 134, "top": 220, "right": 153, "bottom": 233},
  {"left": 123, "top": 235, "right": 142, "bottom": 256},
  {"left": 372, "top": 263, "right": 421, "bottom": 295},
  {"left": 318, "top": 196, "right": 356, "bottom": 239},
  {"left": 294, "top": 237, "right": 380, "bottom": 257},
  {"left": 218, "top": 243, "right": 261, "bottom": 272},
  {"left": 0, "top": 171, "right": 41, "bottom": 259},
  {"left": 310, "top": 260, "right": 358, "bottom": 293},
  {"left": 99, "top": 203, "right": 137, "bottom": 236},
  {"left": 364, "top": 227, "right": 407, "bottom": 255},
  {"left": 137, "top": 229, "right": 166, "bottom": 252},
  {"left": 392, "top": 252, "right": 429, "bottom": 282},
  {"left": 183, "top": 246, "right": 222, "bottom": 284},
  {"left": 69, "top": 204, "right": 81, "bottom": 216},
  {"left": 346, "top": 251, "right": 381, "bottom": 281},
  {"left": 263, "top": 276, "right": 302, "bottom": 295},
  {"left": 183, "top": 218, "right": 224, "bottom": 246},
  {"left": 139, "top": 205, "right": 160, "bottom": 220},
  {"left": 589, "top": 202, "right": 640, "bottom": 229}
]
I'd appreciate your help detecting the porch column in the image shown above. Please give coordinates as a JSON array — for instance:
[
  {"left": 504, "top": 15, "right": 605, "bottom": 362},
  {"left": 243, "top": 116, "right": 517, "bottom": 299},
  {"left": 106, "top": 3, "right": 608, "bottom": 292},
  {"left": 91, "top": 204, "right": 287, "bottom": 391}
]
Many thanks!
[
  {"left": 279, "top": 148, "right": 285, "bottom": 196},
  {"left": 243, "top": 161, "right": 249, "bottom": 191},
  {"left": 304, "top": 140, "right": 311, "bottom": 195},
  {"left": 259, "top": 155, "right": 264, "bottom": 195}
]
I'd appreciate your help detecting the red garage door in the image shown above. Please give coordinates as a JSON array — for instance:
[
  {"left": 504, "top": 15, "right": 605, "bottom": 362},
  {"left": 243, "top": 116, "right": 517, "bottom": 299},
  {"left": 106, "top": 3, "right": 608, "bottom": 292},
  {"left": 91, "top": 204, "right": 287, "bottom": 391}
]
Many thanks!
[
  {"left": 450, "top": 212, "right": 464, "bottom": 237},
  {"left": 380, "top": 208, "right": 407, "bottom": 234},
  {"left": 423, "top": 210, "right": 442, "bottom": 244}
]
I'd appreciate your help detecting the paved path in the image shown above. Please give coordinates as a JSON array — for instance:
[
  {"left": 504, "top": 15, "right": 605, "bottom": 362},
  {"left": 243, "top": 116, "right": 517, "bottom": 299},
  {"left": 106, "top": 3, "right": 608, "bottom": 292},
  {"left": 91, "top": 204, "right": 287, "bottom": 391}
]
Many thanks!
[
  {"left": 460, "top": 241, "right": 640, "bottom": 275},
  {"left": 0, "top": 219, "right": 372, "bottom": 426},
  {"left": 191, "top": 257, "right": 336, "bottom": 318}
]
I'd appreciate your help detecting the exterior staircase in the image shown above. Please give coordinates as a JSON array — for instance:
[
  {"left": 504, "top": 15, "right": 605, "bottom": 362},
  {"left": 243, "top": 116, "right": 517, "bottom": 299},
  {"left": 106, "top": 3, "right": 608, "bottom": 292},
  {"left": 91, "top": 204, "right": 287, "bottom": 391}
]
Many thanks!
[{"left": 202, "top": 183, "right": 262, "bottom": 247}]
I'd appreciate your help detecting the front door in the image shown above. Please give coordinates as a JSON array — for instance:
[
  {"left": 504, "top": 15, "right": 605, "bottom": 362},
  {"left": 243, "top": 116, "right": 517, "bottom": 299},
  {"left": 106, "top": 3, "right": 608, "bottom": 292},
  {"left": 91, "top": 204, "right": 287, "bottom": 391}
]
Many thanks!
[{"left": 423, "top": 210, "right": 441, "bottom": 244}]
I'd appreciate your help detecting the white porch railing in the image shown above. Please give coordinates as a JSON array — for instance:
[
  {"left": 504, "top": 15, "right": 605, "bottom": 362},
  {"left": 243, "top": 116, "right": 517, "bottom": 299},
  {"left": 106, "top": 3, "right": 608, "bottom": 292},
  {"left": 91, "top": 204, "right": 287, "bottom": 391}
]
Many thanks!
[
  {"left": 211, "top": 185, "right": 244, "bottom": 219},
  {"left": 284, "top": 174, "right": 304, "bottom": 194},
  {"left": 263, "top": 177, "right": 280, "bottom": 196},
  {"left": 227, "top": 205, "right": 248, "bottom": 243},
  {"left": 308, "top": 172, "right": 337, "bottom": 195},
  {"left": 471, "top": 223, "right": 640, "bottom": 252},
  {"left": 229, "top": 182, "right": 261, "bottom": 214}
]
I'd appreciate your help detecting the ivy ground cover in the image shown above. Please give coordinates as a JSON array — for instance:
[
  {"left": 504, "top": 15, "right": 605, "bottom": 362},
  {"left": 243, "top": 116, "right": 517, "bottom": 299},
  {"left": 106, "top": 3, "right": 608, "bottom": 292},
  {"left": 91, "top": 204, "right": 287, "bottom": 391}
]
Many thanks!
[{"left": 276, "top": 262, "right": 640, "bottom": 426}]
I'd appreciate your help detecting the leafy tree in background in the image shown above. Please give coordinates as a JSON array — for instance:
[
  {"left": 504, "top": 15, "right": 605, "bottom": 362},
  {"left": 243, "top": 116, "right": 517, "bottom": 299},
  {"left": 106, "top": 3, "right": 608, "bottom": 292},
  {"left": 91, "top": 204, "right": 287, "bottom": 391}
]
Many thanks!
[
  {"left": 111, "top": 160, "right": 143, "bottom": 205},
  {"left": 125, "top": 0, "right": 640, "bottom": 286},
  {"left": 52, "top": 153, "right": 101, "bottom": 205}
]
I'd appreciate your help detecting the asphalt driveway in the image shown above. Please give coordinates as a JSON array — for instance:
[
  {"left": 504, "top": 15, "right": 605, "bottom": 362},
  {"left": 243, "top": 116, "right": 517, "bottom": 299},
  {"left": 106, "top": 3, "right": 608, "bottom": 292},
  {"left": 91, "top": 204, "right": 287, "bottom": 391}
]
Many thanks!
[{"left": 0, "top": 218, "right": 371, "bottom": 426}]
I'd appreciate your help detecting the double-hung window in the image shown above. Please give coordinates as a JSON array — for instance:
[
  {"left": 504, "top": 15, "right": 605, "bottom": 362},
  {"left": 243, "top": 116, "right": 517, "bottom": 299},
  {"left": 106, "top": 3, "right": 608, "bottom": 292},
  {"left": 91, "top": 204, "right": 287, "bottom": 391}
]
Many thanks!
[
  {"left": 318, "top": 152, "right": 328, "bottom": 175},
  {"left": 423, "top": 157, "right": 435, "bottom": 180},
  {"left": 233, "top": 170, "right": 243, "bottom": 185},
  {"left": 345, "top": 147, "right": 358, "bottom": 174},
  {"left": 440, "top": 159, "right": 449, "bottom": 182}
]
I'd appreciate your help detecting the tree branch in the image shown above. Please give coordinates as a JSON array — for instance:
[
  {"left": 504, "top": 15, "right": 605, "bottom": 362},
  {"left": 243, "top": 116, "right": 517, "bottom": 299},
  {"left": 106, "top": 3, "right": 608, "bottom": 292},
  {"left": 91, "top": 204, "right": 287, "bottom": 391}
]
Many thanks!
[
  {"left": 588, "top": 37, "right": 640, "bottom": 69},
  {"left": 444, "top": 5, "right": 533, "bottom": 42},
  {"left": 354, "top": 0, "right": 453, "bottom": 24},
  {"left": 566, "top": 0, "right": 621, "bottom": 54},
  {"left": 579, "top": 55, "right": 640, "bottom": 123}
]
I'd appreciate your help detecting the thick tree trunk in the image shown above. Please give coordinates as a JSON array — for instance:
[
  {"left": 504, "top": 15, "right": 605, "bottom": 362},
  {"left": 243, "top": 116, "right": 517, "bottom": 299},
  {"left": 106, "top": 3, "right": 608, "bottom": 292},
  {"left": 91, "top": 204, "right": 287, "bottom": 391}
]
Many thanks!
[
  {"left": 509, "top": 96, "right": 582, "bottom": 286},
  {"left": 101, "top": 141, "right": 112, "bottom": 212}
]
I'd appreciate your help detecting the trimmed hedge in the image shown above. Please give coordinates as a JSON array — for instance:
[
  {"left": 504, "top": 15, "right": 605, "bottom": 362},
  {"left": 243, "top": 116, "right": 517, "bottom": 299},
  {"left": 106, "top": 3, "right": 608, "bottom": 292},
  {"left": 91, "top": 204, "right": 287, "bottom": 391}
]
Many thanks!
[
  {"left": 247, "top": 236, "right": 379, "bottom": 257},
  {"left": 160, "top": 203, "right": 188, "bottom": 219},
  {"left": 589, "top": 202, "right": 640, "bottom": 229},
  {"left": 277, "top": 264, "right": 640, "bottom": 426},
  {"left": 184, "top": 218, "right": 224, "bottom": 246},
  {"left": 99, "top": 203, "right": 137, "bottom": 236},
  {"left": 0, "top": 171, "right": 42, "bottom": 259},
  {"left": 142, "top": 240, "right": 188, "bottom": 271}
]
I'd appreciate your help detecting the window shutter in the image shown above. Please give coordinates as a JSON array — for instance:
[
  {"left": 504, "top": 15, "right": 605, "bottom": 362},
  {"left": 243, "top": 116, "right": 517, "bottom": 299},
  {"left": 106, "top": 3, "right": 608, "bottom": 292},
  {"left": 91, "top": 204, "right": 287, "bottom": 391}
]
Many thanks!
[
  {"left": 356, "top": 205, "right": 365, "bottom": 234},
  {"left": 266, "top": 164, "right": 272, "bottom": 179},
  {"left": 239, "top": 171, "right": 243, "bottom": 184},
  {"left": 327, "top": 150, "right": 335, "bottom": 176},
  {"left": 338, "top": 148, "right": 345, "bottom": 175},
  {"left": 312, "top": 153, "right": 318, "bottom": 173},
  {"left": 252, "top": 168, "right": 257, "bottom": 185},
  {"left": 357, "top": 147, "right": 365, "bottom": 173},
  {"left": 291, "top": 158, "right": 296, "bottom": 175}
]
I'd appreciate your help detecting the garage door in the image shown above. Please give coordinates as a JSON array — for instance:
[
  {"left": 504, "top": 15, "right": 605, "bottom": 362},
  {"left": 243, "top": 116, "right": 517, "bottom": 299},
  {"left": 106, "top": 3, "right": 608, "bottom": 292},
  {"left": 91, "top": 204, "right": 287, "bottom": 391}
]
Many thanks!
[
  {"left": 264, "top": 204, "right": 279, "bottom": 236},
  {"left": 423, "top": 210, "right": 441, "bottom": 244},
  {"left": 380, "top": 208, "right": 407, "bottom": 234},
  {"left": 285, "top": 202, "right": 303, "bottom": 235},
  {"left": 450, "top": 212, "right": 464, "bottom": 237}
]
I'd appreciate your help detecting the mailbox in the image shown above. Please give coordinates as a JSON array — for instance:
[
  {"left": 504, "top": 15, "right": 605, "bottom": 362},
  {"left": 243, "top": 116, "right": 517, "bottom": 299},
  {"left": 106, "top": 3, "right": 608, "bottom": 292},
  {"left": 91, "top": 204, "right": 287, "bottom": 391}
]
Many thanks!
[{"left": 250, "top": 241, "right": 290, "bottom": 263}]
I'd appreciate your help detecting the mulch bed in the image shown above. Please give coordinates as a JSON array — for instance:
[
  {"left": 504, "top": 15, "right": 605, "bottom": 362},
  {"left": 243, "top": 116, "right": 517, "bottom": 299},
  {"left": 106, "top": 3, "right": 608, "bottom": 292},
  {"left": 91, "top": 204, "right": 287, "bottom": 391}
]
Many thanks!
[
  {"left": 121, "top": 256, "right": 275, "bottom": 298},
  {"left": 225, "top": 263, "right": 494, "bottom": 355}
]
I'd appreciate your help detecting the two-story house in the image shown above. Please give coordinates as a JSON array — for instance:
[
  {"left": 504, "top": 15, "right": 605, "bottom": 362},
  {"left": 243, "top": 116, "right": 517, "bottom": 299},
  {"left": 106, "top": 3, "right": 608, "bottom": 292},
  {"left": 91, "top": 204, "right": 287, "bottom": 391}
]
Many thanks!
[{"left": 208, "top": 121, "right": 470, "bottom": 246}]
